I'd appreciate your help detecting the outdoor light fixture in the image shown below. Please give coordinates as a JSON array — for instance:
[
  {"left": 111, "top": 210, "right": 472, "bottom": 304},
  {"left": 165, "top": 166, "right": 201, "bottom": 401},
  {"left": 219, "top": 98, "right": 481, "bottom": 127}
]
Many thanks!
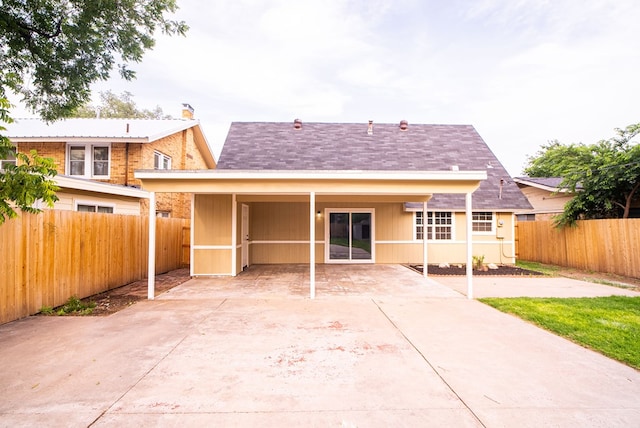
[{"left": 317, "top": 210, "right": 321, "bottom": 217}]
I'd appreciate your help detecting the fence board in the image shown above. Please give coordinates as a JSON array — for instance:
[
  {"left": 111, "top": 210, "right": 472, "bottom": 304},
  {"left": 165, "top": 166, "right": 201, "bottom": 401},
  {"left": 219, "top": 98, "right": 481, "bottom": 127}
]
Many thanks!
[
  {"left": 517, "top": 219, "right": 640, "bottom": 279},
  {"left": 0, "top": 211, "right": 190, "bottom": 325}
]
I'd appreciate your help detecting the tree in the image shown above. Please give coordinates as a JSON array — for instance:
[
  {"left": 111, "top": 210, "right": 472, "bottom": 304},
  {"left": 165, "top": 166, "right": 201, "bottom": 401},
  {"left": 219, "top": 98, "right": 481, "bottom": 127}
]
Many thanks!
[
  {"left": 0, "top": 0, "right": 188, "bottom": 120},
  {"left": 0, "top": 99, "right": 58, "bottom": 224},
  {"left": 0, "top": 1, "right": 187, "bottom": 223},
  {"left": 523, "top": 123, "right": 640, "bottom": 227},
  {"left": 74, "top": 91, "right": 173, "bottom": 119}
]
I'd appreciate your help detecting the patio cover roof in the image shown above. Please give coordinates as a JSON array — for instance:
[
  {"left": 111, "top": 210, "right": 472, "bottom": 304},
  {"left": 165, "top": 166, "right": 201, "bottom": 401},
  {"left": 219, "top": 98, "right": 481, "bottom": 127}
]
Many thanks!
[
  {"left": 135, "top": 168, "right": 487, "bottom": 301},
  {"left": 134, "top": 169, "right": 486, "bottom": 196}
]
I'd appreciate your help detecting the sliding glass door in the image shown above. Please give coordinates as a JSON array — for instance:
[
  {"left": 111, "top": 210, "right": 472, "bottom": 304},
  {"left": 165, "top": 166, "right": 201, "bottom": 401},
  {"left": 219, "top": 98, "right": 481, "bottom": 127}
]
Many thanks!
[{"left": 326, "top": 210, "right": 374, "bottom": 262}]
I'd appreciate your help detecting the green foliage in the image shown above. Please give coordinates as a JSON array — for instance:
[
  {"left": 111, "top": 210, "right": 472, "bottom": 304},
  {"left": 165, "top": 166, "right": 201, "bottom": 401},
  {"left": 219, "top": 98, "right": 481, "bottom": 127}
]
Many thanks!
[
  {"left": 0, "top": 1, "right": 186, "bottom": 223},
  {"left": 61, "top": 295, "right": 96, "bottom": 315},
  {"left": 472, "top": 254, "right": 485, "bottom": 270},
  {"left": 40, "top": 295, "right": 96, "bottom": 316},
  {"left": 73, "top": 90, "right": 173, "bottom": 119},
  {"left": 523, "top": 123, "right": 640, "bottom": 226},
  {"left": 39, "top": 305, "right": 54, "bottom": 315},
  {"left": 523, "top": 140, "right": 593, "bottom": 178},
  {"left": 0, "top": 98, "right": 59, "bottom": 224},
  {"left": 0, "top": 0, "right": 188, "bottom": 120},
  {"left": 480, "top": 296, "right": 640, "bottom": 369}
]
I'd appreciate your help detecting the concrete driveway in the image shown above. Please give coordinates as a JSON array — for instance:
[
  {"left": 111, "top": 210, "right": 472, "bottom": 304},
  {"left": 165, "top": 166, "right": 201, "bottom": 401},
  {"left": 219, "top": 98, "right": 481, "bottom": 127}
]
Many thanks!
[{"left": 1, "top": 265, "right": 639, "bottom": 427}]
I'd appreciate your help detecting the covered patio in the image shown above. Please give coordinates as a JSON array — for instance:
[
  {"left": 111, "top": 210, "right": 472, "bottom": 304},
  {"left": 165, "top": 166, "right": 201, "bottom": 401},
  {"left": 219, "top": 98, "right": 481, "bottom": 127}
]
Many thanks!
[{"left": 135, "top": 170, "right": 487, "bottom": 300}]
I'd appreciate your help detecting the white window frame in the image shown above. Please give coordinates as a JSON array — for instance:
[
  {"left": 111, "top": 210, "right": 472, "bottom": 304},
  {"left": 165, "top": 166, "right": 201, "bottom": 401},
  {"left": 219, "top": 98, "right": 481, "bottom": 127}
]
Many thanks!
[
  {"left": 66, "top": 143, "right": 111, "bottom": 178},
  {"left": 414, "top": 211, "right": 425, "bottom": 240},
  {"left": 75, "top": 201, "right": 115, "bottom": 214},
  {"left": 324, "top": 208, "right": 375, "bottom": 264},
  {"left": 153, "top": 151, "right": 172, "bottom": 170},
  {"left": 414, "top": 211, "right": 454, "bottom": 241},
  {"left": 156, "top": 211, "right": 170, "bottom": 218},
  {"left": 472, "top": 211, "right": 495, "bottom": 234},
  {"left": 0, "top": 148, "right": 16, "bottom": 171}
]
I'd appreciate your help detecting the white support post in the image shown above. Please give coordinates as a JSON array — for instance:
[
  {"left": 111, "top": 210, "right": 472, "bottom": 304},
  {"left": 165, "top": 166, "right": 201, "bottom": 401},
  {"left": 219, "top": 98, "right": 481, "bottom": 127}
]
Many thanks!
[
  {"left": 465, "top": 192, "right": 473, "bottom": 299},
  {"left": 231, "top": 193, "right": 237, "bottom": 276},
  {"left": 423, "top": 201, "right": 428, "bottom": 278},
  {"left": 309, "top": 191, "right": 316, "bottom": 299},
  {"left": 190, "top": 194, "right": 195, "bottom": 277},
  {"left": 148, "top": 192, "right": 156, "bottom": 300}
]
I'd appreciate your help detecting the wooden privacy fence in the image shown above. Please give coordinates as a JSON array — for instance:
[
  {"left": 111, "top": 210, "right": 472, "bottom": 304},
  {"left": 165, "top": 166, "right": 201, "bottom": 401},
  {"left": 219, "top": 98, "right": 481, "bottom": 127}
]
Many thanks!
[
  {"left": 0, "top": 210, "right": 190, "bottom": 325},
  {"left": 517, "top": 219, "right": 640, "bottom": 279}
]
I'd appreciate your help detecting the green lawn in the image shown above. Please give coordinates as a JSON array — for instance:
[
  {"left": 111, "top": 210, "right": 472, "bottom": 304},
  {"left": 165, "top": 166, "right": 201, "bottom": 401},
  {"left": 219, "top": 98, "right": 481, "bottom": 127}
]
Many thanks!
[
  {"left": 329, "top": 237, "right": 371, "bottom": 253},
  {"left": 515, "top": 260, "right": 560, "bottom": 276},
  {"left": 480, "top": 296, "right": 640, "bottom": 369}
]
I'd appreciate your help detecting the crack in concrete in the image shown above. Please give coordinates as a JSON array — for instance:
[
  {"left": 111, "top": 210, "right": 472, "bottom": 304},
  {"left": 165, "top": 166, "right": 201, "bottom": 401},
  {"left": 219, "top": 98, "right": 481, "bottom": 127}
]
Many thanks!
[
  {"left": 88, "top": 298, "right": 228, "bottom": 426},
  {"left": 372, "top": 298, "right": 487, "bottom": 428}
]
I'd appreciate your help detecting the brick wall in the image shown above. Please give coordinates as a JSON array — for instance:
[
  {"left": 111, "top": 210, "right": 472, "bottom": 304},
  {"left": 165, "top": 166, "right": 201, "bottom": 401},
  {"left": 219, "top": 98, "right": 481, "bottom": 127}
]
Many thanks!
[
  {"left": 16, "top": 142, "right": 66, "bottom": 172},
  {"left": 144, "top": 127, "right": 211, "bottom": 219}
]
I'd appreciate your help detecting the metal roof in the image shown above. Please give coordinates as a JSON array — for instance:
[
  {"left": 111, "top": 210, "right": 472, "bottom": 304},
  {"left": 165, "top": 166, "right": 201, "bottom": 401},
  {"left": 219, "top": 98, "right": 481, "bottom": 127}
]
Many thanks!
[{"left": 5, "top": 117, "right": 201, "bottom": 142}]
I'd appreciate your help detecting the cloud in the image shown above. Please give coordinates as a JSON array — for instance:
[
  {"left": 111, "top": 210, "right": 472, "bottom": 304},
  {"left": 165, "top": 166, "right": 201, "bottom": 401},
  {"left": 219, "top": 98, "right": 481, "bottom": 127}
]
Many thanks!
[{"left": 11, "top": 0, "right": 640, "bottom": 175}]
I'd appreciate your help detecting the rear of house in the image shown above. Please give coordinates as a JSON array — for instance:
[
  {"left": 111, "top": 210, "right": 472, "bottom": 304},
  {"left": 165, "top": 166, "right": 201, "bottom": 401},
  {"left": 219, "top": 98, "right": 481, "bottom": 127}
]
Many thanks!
[{"left": 137, "top": 120, "right": 531, "bottom": 277}]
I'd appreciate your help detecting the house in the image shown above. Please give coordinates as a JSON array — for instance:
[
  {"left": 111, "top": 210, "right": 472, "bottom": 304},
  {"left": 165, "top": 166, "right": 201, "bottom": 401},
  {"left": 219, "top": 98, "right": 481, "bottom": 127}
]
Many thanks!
[
  {"left": 135, "top": 120, "right": 532, "bottom": 297},
  {"left": 4, "top": 105, "right": 216, "bottom": 217},
  {"left": 513, "top": 177, "right": 581, "bottom": 221},
  {"left": 49, "top": 175, "right": 149, "bottom": 215}
]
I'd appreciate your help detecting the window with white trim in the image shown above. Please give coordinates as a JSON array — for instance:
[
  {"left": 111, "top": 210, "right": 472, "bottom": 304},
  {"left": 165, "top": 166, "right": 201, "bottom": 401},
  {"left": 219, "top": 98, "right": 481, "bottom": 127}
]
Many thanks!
[
  {"left": 415, "top": 211, "right": 424, "bottom": 240},
  {"left": 156, "top": 211, "right": 170, "bottom": 218},
  {"left": 67, "top": 144, "right": 110, "bottom": 178},
  {"left": 472, "top": 211, "right": 494, "bottom": 232},
  {"left": 153, "top": 151, "right": 171, "bottom": 170},
  {"left": 0, "top": 147, "right": 16, "bottom": 170},
  {"left": 415, "top": 211, "right": 453, "bottom": 240},
  {"left": 76, "top": 203, "right": 114, "bottom": 213}
]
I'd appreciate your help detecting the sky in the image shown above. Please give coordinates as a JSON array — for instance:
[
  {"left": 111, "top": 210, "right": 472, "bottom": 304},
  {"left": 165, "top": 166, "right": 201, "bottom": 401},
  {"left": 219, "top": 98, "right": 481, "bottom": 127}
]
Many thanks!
[{"left": 12, "top": 0, "right": 640, "bottom": 176}]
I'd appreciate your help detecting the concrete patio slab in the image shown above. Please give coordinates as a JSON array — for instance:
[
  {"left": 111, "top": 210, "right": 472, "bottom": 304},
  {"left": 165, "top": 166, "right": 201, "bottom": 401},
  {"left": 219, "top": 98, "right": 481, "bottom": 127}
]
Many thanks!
[
  {"left": 1, "top": 265, "right": 638, "bottom": 427},
  {"left": 435, "top": 275, "right": 640, "bottom": 298},
  {"left": 160, "top": 264, "right": 462, "bottom": 299}
]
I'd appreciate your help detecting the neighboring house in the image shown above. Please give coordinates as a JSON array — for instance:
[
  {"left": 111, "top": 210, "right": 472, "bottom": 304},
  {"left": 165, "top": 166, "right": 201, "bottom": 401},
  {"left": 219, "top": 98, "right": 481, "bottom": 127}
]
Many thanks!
[
  {"left": 51, "top": 175, "right": 149, "bottom": 215},
  {"left": 136, "top": 120, "right": 532, "bottom": 292},
  {"left": 513, "top": 177, "right": 581, "bottom": 221},
  {"left": 4, "top": 105, "right": 216, "bottom": 218}
]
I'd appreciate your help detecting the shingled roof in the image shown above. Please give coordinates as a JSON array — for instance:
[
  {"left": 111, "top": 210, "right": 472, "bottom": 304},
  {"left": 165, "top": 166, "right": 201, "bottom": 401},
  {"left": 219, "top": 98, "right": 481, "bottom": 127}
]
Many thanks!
[
  {"left": 217, "top": 121, "right": 531, "bottom": 210},
  {"left": 514, "top": 176, "right": 583, "bottom": 191}
]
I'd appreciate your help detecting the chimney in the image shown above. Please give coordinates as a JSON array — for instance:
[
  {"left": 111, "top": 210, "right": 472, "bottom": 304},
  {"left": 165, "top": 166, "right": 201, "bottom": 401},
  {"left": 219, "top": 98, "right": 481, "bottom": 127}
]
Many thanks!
[
  {"left": 181, "top": 103, "right": 194, "bottom": 119},
  {"left": 293, "top": 118, "right": 302, "bottom": 129},
  {"left": 367, "top": 120, "right": 373, "bottom": 135},
  {"left": 399, "top": 120, "right": 408, "bottom": 131}
]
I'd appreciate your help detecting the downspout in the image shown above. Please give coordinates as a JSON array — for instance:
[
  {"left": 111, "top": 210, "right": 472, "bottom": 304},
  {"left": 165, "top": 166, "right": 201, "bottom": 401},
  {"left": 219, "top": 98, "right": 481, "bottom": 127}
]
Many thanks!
[
  {"left": 124, "top": 142, "right": 130, "bottom": 186},
  {"left": 125, "top": 123, "right": 130, "bottom": 186}
]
